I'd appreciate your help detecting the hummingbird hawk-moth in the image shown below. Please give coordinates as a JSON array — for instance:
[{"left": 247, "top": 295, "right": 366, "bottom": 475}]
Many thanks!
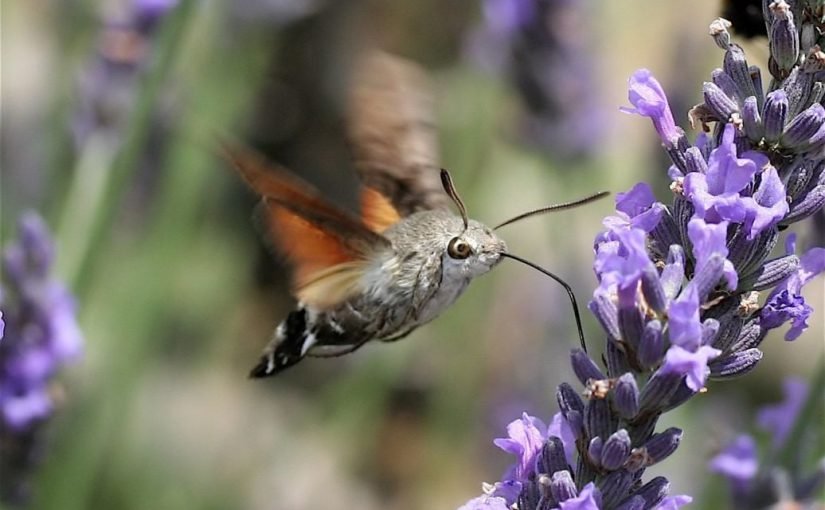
[{"left": 224, "top": 51, "right": 608, "bottom": 378}]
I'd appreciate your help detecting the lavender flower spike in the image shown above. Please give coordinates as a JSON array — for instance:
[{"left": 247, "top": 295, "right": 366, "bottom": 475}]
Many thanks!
[
  {"left": 621, "top": 69, "right": 684, "bottom": 148},
  {"left": 1, "top": 212, "right": 84, "bottom": 505}
]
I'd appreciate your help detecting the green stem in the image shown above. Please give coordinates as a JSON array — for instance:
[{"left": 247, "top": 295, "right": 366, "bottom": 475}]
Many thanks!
[{"left": 54, "top": 0, "right": 196, "bottom": 295}]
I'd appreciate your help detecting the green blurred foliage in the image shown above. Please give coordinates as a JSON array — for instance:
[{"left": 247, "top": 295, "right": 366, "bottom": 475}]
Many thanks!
[{"left": 1, "top": 1, "right": 823, "bottom": 509}]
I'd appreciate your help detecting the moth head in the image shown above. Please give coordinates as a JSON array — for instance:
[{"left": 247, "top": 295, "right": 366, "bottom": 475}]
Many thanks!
[{"left": 439, "top": 170, "right": 507, "bottom": 278}]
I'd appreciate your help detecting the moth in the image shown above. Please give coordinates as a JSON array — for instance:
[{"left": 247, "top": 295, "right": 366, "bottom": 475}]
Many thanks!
[{"left": 224, "top": 52, "right": 608, "bottom": 378}]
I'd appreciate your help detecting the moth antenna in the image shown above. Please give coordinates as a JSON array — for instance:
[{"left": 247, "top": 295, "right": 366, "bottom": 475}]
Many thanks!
[
  {"left": 500, "top": 253, "right": 587, "bottom": 352},
  {"left": 493, "top": 191, "right": 610, "bottom": 230},
  {"left": 440, "top": 169, "right": 469, "bottom": 230}
]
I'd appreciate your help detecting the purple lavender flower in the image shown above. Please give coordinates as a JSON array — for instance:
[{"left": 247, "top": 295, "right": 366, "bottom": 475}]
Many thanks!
[
  {"left": 756, "top": 377, "right": 807, "bottom": 449},
  {"left": 557, "top": 482, "right": 601, "bottom": 510},
  {"left": 709, "top": 435, "right": 759, "bottom": 487},
  {"left": 621, "top": 69, "right": 684, "bottom": 148},
  {"left": 494, "top": 413, "right": 549, "bottom": 483},
  {"left": 460, "top": 10, "right": 825, "bottom": 510},
  {"left": 760, "top": 235, "right": 825, "bottom": 340},
  {"left": 458, "top": 495, "right": 510, "bottom": 510},
  {"left": 465, "top": 0, "right": 605, "bottom": 160},
  {"left": 710, "top": 378, "right": 823, "bottom": 508},
  {"left": 1, "top": 213, "right": 84, "bottom": 505}
]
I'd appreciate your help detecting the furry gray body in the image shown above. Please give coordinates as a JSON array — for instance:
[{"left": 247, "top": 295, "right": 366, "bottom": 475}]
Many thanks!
[{"left": 250, "top": 210, "right": 506, "bottom": 377}]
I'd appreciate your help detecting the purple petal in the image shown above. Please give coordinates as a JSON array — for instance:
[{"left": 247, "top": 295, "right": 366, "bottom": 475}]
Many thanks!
[
  {"left": 493, "top": 413, "right": 548, "bottom": 481},
  {"left": 548, "top": 412, "right": 577, "bottom": 466},
  {"left": 756, "top": 377, "right": 808, "bottom": 449},
  {"left": 1, "top": 389, "right": 53, "bottom": 430},
  {"left": 621, "top": 69, "right": 683, "bottom": 147},
  {"left": 708, "top": 435, "right": 758, "bottom": 484},
  {"left": 559, "top": 482, "right": 602, "bottom": 510},
  {"left": 457, "top": 496, "right": 510, "bottom": 510},
  {"left": 742, "top": 166, "right": 789, "bottom": 238},
  {"left": 668, "top": 285, "right": 702, "bottom": 350},
  {"left": 688, "top": 218, "right": 737, "bottom": 290},
  {"left": 654, "top": 495, "right": 693, "bottom": 510},
  {"left": 661, "top": 345, "right": 722, "bottom": 391}
]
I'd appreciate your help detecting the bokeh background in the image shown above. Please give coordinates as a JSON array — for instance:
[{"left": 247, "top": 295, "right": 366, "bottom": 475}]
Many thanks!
[{"left": 2, "top": 0, "right": 823, "bottom": 509}]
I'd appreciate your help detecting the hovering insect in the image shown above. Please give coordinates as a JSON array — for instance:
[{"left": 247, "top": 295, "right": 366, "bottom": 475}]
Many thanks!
[{"left": 224, "top": 52, "right": 608, "bottom": 378}]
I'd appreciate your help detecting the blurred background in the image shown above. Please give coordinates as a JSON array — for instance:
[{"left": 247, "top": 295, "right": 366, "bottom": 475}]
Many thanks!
[{"left": 1, "top": 0, "right": 823, "bottom": 508}]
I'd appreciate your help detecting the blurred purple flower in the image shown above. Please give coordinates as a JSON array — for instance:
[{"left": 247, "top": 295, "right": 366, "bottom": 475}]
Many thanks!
[
  {"left": 756, "top": 377, "right": 807, "bottom": 449},
  {"left": 465, "top": 0, "right": 605, "bottom": 160},
  {"left": 620, "top": 69, "right": 683, "bottom": 148},
  {"left": 1, "top": 214, "right": 83, "bottom": 430},
  {"left": 709, "top": 435, "right": 759, "bottom": 486},
  {"left": 1, "top": 212, "right": 83, "bottom": 506}
]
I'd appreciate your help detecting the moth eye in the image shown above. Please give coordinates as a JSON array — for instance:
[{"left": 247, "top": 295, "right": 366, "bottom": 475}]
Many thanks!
[{"left": 447, "top": 237, "right": 472, "bottom": 259}]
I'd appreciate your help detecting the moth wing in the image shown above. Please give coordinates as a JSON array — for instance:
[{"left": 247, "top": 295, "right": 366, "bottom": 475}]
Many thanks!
[
  {"left": 347, "top": 51, "right": 452, "bottom": 217},
  {"left": 360, "top": 186, "right": 401, "bottom": 233},
  {"left": 222, "top": 144, "right": 390, "bottom": 309}
]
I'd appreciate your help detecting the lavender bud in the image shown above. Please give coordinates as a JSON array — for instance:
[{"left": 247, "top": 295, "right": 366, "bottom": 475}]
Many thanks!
[
  {"left": 641, "top": 266, "right": 667, "bottom": 315},
  {"left": 614, "top": 495, "right": 646, "bottom": 510},
  {"left": 672, "top": 195, "right": 694, "bottom": 247},
  {"left": 650, "top": 211, "right": 682, "bottom": 259},
  {"left": 643, "top": 427, "right": 682, "bottom": 465},
  {"left": 783, "top": 184, "right": 825, "bottom": 224},
  {"left": 571, "top": 349, "right": 606, "bottom": 386},
  {"left": 711, "top": 315, "right": 743, "bottom": 352},
  {"left": 750, "top": 66, "right": 764, "bottom": 111},
  {"left": 703, "top": 81, "right": 739, "bottom": 121},
  {"left": 588, "top": 437, "right": 604, "bottom": 467},
  {"left": 585, "top": 398, "right": 616, "bottom": 442},
  {"left": 666, "top": 144, "right": 689, "bottom": 174},
  {"left": 723, "top": 44, "right": 757, "bottom": 99},
  {"left": 519, "top": 479, "right": 541, "bottom": 510},
  {"left": 731, "top": 226, "right": 779, "bottom": 276},
  {"left": 781, "top": 104, "right": 825, "bottom": 148},
  {"left": 683, "top": 146, "right": 708, "bottom": 174},
  {"left": 557, "top": 382, "right": 585, "bottom": 417},
  {"left": 709, "top": 348, "right": 763, "bottom": 378},
  {"left": 638, "top": 320, "right": 665, "bottom": 369},
  {"left": 702, "top": 318, "right": 720, "bottom": 347},
  {"left": 631, "top": 476, "right": 670, "bottom": 508},
  {"left": 662, "top": 380, "right": 698, "bottom": 412},
  {"left": 629, "top": 415, "right": 659, "bottom": 446},
  {"left": 711, "top": 69, "right": 741, "bottom": 104},
  {"left": 613, "top": 373, "right": 640, "bottom": 419},
  {"left": 742, "top": 96, "right": 763, "bottom": 141},
  {"left": 748, "top": 254, "right": 800, "bottom": 291},
  {"left": 731, "top": 319, "right": 767, "bottom": 351},
  {"left": 575, "top": 453, "right": 598, "bottom": 487},
  {"left": 537, "top": 436, "right": 570, "bottom": 476},
  {"left": 801, "top": 22, "right": 818, "bottom": 52},
  {"left": 589, "top": 292, "right": 620, "bottom": 340},
  {"left": 606, "top": 340, "right": 632, "bottom": 378},
  {"left": 782, "top": 158, "right": 816, "bottom": 200},
  {"left": 782, "top": 67, "right": 815, "bottom": 118},
  {"left": 639, "top": 371, "right": 682, "bottom": 413},
  {"left": 763, "top": 89, "right": 789, "bottom": 142},
  {"left": 537, "top": 493, "right": 557, "bottom": 510},
  {"left": 690, "top": 254, "right": 725, "bottom": 302},
  {"left": 769, "top": 0, "right": 799, "bottom": 75},
  {"left": 709, "top": 18, "right": 732, "bottom": 49},
  {"left": 601, "top": 430, "right": 632, "bottom": 470},
  {"left": 618, "top": 307, "right": 644, "bottom": 351},
  {"left": 598, "top": 469, "right": 635, "bottom": 508},
  {"left": 659, "top": 245, "right": 685, "bottom": 300},
  {"left": 549, "top": 470, "right": 578, "bottom": 503}
]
